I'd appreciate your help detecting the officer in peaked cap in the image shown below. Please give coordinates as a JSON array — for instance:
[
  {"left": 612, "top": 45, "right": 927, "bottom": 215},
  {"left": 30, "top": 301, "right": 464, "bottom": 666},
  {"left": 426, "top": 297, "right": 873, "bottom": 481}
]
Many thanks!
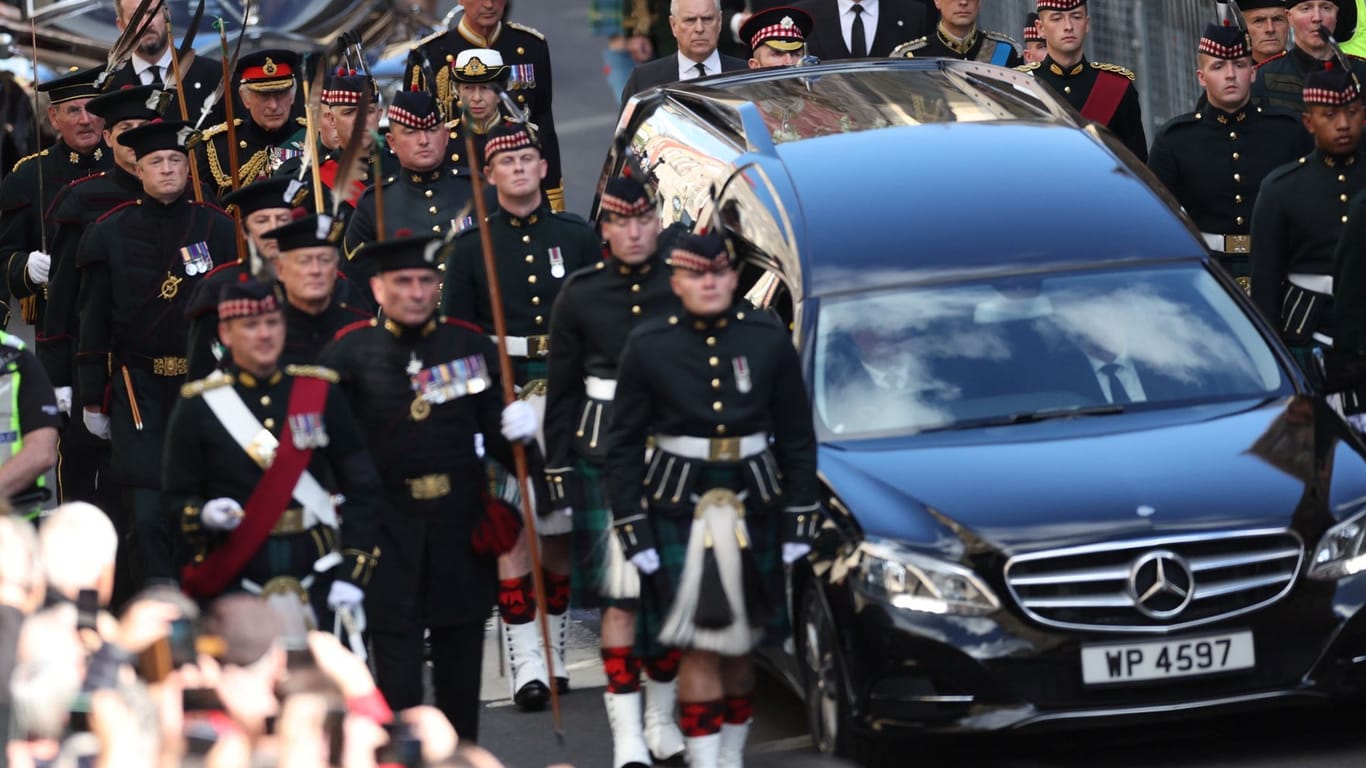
[
  {"left": 1022, "top": 12, "right": 1047, "bottom": 64},
  {"left": 740, "top": 7, "right": 813, "bottom": 68},
  {"left": 446, "top": 48, "right": 518, "bottom": 170},
  {"left": 1252, "top": 0, "right": 1366, "bottom": 112},
  {"left": 319, "top": 232, "right": 540, "bottom": 740},
  {"left": 0, "top": 66, "right": 111, "bottom": 333},
  {"left": 891, "top": 0, "right": 1022, "bottom": 67},
  {"left": 76, "top": 119, "right": 236, "bottom": 587},
  {"left": 1252, "top": 65, "right": 1366, "bottom": 372},
  {"left": 43, "top": 84, "right": 171, "bottom": 515},
  {"left": 345, "top": 88, "right": 481, "bottom": 295},
  {"left": 1018, "top": 0, "right": 1148, "bottom": 161},
  {"left": 1149, "top": 23, "right": 1304, "bottom": 287},
  {"left": 200, "top": 50, "right": 308, "bottom": 196},
  {"left": 166, "top": 278, "right": 382, "bottom": 632},
  {"left": 604, "top": 230, "right": 819, "bottom": 766}
]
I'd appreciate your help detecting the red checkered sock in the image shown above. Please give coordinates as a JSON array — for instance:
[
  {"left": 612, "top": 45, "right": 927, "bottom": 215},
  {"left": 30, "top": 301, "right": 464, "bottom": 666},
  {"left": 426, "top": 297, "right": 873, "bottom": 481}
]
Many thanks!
[
  {"left": 678, "top": 699, "right": 724, "bottom": 737},
  {"left": 644, "top": 648, "right": 682, "bottom": 683},
  {"left": 723, "top": 694, "right": 753, "bottom": 725},
  {"left": 602, "top": 646, "right": 642, "bottom": 694},
  {"left": 498, "top": 575, "right": 537, "bottom": 624},
  {"left": 544, "top": 569, "right": 571, "bottom": 615}
]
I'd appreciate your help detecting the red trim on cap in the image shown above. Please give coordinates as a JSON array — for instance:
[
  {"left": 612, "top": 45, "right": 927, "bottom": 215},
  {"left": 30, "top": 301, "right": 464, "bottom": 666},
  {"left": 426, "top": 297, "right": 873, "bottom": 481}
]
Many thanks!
[
  {"left": 386, "top": 105, "right": 440, "bottom": 129},
  {"left": 484, "top": 130, "right": 534, "bottom": 161},
  {"left": 1036, "top": 0, "right": 1085, "bottom": 10},
  {"left": 1025, "top": 20, "right": 1044, "bottom": 41},
  {"left": 1303, "top": 85, "right": 1361, "bottom": 106},
  {"left": 749, "top": 21, "right": 806, "bottom": 50},
  {"left": 218, "top": 294, "right": 281, "bottom": 320},
  {"left": 321, "top": 89, "right": 364, "bottom": 105},
  {"left": 241, "top": 62, "right": 293, "bottom": 81},
  {"left": 669, "top": 249, "right": 731, "bottom": 273},
  {"left": 1199, "top": 38, "right": 1249, "bottom": 59},
  {"left": 601, "top": 193, "right": 654, "bottom": 217}
]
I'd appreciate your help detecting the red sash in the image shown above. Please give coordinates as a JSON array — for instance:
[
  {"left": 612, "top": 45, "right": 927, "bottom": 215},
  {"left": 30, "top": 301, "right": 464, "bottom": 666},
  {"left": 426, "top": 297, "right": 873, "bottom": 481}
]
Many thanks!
[
  {"left": 181, "top": 376, "right": 330, "bottom": 598},
  {"left": 1081, "top": 71, "right": 1129, "bottom": 126}
]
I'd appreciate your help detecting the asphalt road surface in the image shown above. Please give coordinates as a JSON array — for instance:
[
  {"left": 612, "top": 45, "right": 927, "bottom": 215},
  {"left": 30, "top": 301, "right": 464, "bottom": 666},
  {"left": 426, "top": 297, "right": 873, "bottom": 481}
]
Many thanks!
[{"left": 471, "top": 4, "right": 1366, "bottom": 767}]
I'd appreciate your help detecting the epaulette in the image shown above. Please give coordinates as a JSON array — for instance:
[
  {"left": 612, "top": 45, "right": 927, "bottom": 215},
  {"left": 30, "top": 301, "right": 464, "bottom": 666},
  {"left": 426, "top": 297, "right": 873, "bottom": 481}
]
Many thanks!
[
  {"left": 1152, "top": 112, "right": 1199, "bottom": 142},
  {"left": 200, "top": 119, "right": 240, "bottom": 140},
  {"left": 507, "top": 21, "right": 545, "bottom": 41},
  {"left": 11, "top": 149, "right": 46, "bottom": 174},
  {"left": 442, "top": 317, "right": 484, "bottom": 334},
  {"left": 333, "top": 318, "right": 376, "bottom": 341},
  {"left": 66, "top": 171, "right": 106, "bottom": 189},
  {"left": 285, "top": 364, "right": 339, "bottom": 383},
  {"left": 1263, "top": 157, "right": 1307, "bottom": 186},
  {"left": 1016, "top": 61, "right": 1041, "bottom": 73},
  {"left": 454, "top": 220, "right": 482, "bottom": 238},
  {"left": 1091, "top": 61, "right": 1135, "bottom": 81},
  {"left": 181, "top": 369, "right": 233, "bottom": 398},
  {"left": 189, "top": 200, "right": 230, "bottom": 215},
  {"left": 551, "top": 210, "right": 591, "bottom": 227},
  {"left": 95, "top": 199, "right": 139, "bottom": 224},
  {"left": 984, "top": 30, "right": 1017, "bottom": 46},
  {"left": 201, "top": 260, "right": 245, "bottom": 281},
  {"left": 1255, "top": 51, "right": 1287, "bottom": 70},
  {"left": 889, "top": 37, "right": 928, "bottom": 58}
]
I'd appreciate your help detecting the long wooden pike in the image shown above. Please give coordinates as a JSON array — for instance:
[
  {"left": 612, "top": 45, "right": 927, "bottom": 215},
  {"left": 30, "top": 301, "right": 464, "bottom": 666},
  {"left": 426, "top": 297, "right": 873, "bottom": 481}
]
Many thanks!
[
  {"left": 163, "top": 9, "right": 204, "bottom": 202},
  {"left": 96, "top": 0, "right": 159, "bottom": 90},
  {"left": 27, "top": 19, "right": 44, "bottom": 255},
  {"left": 459, "top": 102, "right": 564, "bottom": 743},
  {"left": 371, "top": 131, "right": 386, "bottom": 242},
  {"left": 301, "top": 55, "right": 328, "bottom": 216},
  {"left": 329, "top": 84, "right": 371, "bottom": 218},
  {"left": 214, "top": 17, "right": 248, "bottom": 269}
]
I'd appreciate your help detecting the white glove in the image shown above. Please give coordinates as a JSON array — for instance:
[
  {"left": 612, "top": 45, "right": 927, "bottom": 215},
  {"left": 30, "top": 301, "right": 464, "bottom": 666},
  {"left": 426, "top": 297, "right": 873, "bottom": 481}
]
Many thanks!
[
  {"left": 53, "top": 386, "right": 72, "bottom": 416},
  {"left": 500, "top": 400, "right": 539, "bottom": 444},
  {"left": 201, "top": 497, "right": 244, "bottom": 531},
  {"left": 26, "top": 251, "right": 50, "bottom": 285},
  {"left": 327, "top": 580, "right": 365, "bottom": 611},
  {"left": 82, "top": 409, "right": 110, "bottom": 440},
  {"left": 783, "top": 542, "right": 812, "bottom": 565},
  {"left": 630, "top": 548, "right": 660, "bottom": 575}
]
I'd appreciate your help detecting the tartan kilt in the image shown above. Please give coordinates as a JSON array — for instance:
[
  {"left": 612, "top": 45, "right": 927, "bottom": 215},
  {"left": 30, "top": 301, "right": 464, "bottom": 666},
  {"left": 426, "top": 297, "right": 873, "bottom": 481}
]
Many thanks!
[
  {"left": 633, "top": 487, "right": 789, "bottom": 659},
  {"left": 569, "top": 460, "right": 636, "bottom": 610}
]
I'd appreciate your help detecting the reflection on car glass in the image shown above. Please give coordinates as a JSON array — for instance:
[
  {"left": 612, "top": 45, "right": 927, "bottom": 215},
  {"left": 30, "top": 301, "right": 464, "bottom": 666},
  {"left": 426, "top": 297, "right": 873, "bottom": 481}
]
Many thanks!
[{"left": 815, "top": 266, "right": 1287, "bottom": 437}]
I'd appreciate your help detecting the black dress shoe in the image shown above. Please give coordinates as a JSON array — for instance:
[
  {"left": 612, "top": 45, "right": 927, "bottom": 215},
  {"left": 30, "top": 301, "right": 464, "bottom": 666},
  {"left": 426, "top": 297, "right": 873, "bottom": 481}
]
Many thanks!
[
  {"left": 514, "top": 679, "right": 549, "bottom": 711},
  {"left": 556, "top": 676, "right": 570, "bottom": 694}
]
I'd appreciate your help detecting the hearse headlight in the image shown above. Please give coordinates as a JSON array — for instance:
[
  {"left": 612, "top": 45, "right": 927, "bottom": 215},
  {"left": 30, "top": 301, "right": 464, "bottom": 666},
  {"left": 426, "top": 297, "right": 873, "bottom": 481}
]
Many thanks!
[
  {"left": 853, "top": 538, "right": 1000, "bottom": 615},
  {"left": 1309, "top": 506, "right": 1366, "bottom": 580}
]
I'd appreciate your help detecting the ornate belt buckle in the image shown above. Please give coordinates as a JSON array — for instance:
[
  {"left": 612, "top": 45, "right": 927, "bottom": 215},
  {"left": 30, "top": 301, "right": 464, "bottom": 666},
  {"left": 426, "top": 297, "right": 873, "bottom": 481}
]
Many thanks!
[
  {"left": 246, "top": 429, "right": 278, "bottom": 469},
  {"left": 527, "top": 335, "right": 551, "bottom": 358},
  {"left": 406, "top": 473, "right": 452, "bottom": 500},
  {"left": 270, "top": 508, "right": 306, "bottom": 535},
  {"left": 709, "top": 437, "right": 740, "bottom": 462},
  {"left": 1225, "top": 235, "right": 1251, "bottom": 254},
  {"left": 153, "top": 356, "right": 187, "bottom": 376}
]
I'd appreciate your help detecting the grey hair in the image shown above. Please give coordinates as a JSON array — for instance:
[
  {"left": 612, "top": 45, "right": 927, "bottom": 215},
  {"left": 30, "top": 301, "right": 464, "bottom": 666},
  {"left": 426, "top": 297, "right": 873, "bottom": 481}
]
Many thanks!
[
  {"left": 9, "top": 659, "right": 81, "bottom": 739},
  {"left": 670, "top": 0, "right": 722, "bottom": 15}
]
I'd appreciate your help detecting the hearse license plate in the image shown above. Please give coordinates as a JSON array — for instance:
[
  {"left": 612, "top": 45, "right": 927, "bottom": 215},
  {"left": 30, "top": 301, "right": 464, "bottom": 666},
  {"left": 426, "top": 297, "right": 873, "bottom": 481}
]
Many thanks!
[{"left": 1080, "top": 630, "right": 1255, "bottom": 685}]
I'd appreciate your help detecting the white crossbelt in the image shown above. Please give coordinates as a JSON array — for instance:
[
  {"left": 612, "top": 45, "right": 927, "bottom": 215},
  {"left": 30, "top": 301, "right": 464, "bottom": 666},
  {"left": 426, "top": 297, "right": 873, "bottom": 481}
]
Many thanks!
[
  {"left": 1200, "top": 232, "right": 1250, "bottom": 253},
  {"left": 585, "top": 375, "right": 616, "bottom": 401},
  {"left": 1289, "top": 273, "right": 1333, "bottom": 295},
  {"left": 655, "top": 432, "right": 769, "bottom": 460},
  {"left": 493, "top": 335, "right": 548, "bottom": 358},
  {"left": 202, "top": 385, "right": 339, "bottom": 529}
]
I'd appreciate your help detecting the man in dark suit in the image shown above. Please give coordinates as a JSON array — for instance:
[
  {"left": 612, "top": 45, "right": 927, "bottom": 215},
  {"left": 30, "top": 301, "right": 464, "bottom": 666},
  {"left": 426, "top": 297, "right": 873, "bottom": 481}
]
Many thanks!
[
  {"left": 793, "top": 0, "right": 935, "bottom": 60},
  {"left": 105, "top": 0, "right": 223, "bottom": 121},
  {"left": 621, "top": 0, "right": 749, "bottom": 104}
]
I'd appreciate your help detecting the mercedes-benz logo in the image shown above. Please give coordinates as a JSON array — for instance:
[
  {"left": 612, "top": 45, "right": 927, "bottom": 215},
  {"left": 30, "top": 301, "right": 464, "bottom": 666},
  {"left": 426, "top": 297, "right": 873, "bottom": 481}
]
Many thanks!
[{"left": 1127, "top": 550, "right": 1194, "bottom": 619}]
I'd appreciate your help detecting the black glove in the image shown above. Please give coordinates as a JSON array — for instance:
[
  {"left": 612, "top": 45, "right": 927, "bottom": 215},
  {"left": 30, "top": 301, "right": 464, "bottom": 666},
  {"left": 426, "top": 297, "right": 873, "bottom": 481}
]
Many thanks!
[
  {"left": 782, "top": 502, "right": 823, "bottom": 547},
  {"left": 1323, "top": 349, "right": 1366, "bottom": 393}
]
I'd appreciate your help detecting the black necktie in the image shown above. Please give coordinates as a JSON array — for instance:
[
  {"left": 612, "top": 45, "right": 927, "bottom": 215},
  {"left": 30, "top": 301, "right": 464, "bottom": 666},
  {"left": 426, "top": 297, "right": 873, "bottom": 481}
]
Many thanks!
[
  {"left": 694, "top": 62, "right": 707, "bottom": 79},
  {"left": 851, "top": 4, "right": 868, "bottom": 58},
  {"left": 149, "top": 65, "right": 163, "bottom": 87},
  {"left": 1100, "top": 363, "right": 1131, "bottom": 405}
]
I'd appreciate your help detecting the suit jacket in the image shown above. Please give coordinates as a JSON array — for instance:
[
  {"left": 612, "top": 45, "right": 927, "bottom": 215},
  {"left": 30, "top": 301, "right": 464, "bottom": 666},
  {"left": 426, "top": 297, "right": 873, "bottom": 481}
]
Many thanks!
[
  {"left": 794, "top": 0, "right": 934, "bottom": 60},
  {"left": 620, "top": 52, "right": 749, "bottom": 104},
  {"left": 105, "top": 55, "right": 226, "bottom": 124}
]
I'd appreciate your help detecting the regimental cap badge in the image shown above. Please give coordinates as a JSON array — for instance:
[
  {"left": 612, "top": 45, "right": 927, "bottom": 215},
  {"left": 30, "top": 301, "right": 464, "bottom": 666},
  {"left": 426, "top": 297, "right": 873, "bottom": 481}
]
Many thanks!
[
  {"left": 465, "top": 56, "right": 488, "bottom": 77},
  {"left": 781, "top": 16, "right": 794, "bottom": 28},
  {"left": 263, "top": 58, "right": 278, "bottom": 76}
]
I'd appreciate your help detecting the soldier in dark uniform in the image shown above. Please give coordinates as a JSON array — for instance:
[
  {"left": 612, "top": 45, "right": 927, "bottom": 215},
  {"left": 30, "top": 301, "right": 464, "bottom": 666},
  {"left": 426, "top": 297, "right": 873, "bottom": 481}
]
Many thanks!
[
  {"left": 345, "top": 89, "right": 478, "bottom": 290},
  {"left": 1243, "top": 0, "right": 1290, "bottom": 67},
  {"left": 445, "top": 48, "right": 518, "bottom": 171},
  {"left": 1022, "top": 12, "right": 1047, "bottom": 64},
  {"left": 605, "top": 232, "right": 819, "bottom": 767},
  {"left": 890, "top": 0, "right": 1022, "bottom": 67},
  {"left": 165, "top": 279, "right": 382, "bottom": 632},
  {"left": 1252, "top": 0, "right": 1366, "bottom": 112},
  {"left": 739, "top": 6, "right": 813, "bottom": 68},
  {"left": 41, "top": 85, "right": 171, "bottom": 509},
  {"left": 1017, "top": 0, "right": 1147, "bottom": 162},
  {"left": 409, "top": 0, "right": 566, "bottom": 210},
  {"left": 442, "top": 122, "right": 599, "bottom": 709},
  {"left": 0, "top": 66, "right": 111, "bottom": 332},
  {"left": 105, "top": 0, "right": 223, "bottom": 121},
  {"left": 543, "top": 176, "right": 686, "bottom": 767},
  {"left": 199, "top": 50, "right": 307, "bottom": 198},
  {"left": 1148, "top": 23, "right": 1304, "bottom": 287},
  {"left": 185, "top": 176, "right": 305, "bottom": 380},
  {"left": 319, "top": 233, "right": 539, "bottom": 741},
  {"left": 266, "top": 214, "right": 373, "bottom": 366},
  {"left": 1251, "top": 67, "right": 1366, "bottom": 365},
  {"left": 76, "top": 120, "right": 237, "bottom": 585}
]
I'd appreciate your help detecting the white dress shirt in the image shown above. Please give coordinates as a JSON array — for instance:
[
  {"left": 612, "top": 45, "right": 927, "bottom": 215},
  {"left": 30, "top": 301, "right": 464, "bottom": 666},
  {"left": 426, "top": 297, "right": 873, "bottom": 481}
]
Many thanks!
[
  {"left": 132, "top": 49, "right": 175, "bottom": 87},
  {"left": 678, "top": 49, "right": 723, "bottom": 81},
  {"left": 838, "top": 0, "right": 880, "bottom": 54},
  {"left": 1086, "top": 353, "right": 1148, "bottom": 404}
]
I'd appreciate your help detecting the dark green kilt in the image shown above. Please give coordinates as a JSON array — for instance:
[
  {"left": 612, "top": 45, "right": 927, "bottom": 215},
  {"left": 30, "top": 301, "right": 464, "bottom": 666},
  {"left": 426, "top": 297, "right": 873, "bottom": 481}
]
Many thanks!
[
  {"left": 633, "top": 468, "right": 788, "bottom": 659},
  {"left": 570, "top": 460, "right": 636, "bottom": 610}
]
